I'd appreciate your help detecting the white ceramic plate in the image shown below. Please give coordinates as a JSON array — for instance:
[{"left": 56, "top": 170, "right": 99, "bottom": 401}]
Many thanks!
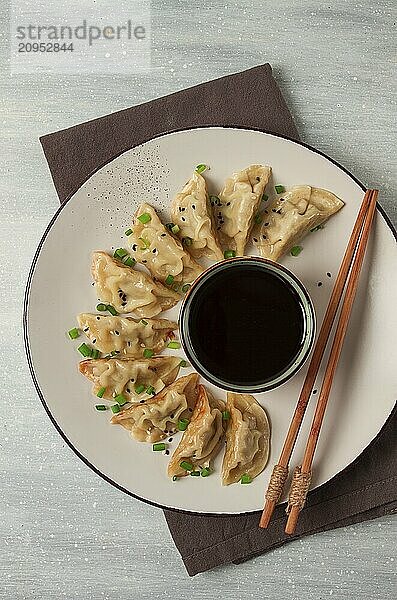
[{"left": 25, "top": 127, "right": 397, "bottom": 514}]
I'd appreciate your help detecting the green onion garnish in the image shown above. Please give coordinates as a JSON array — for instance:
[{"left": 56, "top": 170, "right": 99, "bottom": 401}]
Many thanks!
[
  {"left": 167, "top": 341, "right": 180, "bottom": 349},
  {"left": 125, "top": 228, "right": 133, "bottom": 236},
  {"left": 68, "top": 327, "right": 80, "bottom": 339},
  {"left": 123, "top": 256, "right": 136, "bottom": 267},
  {"left": 222, "top": 410, "right": 230, "bottom": 420},
  {"left": 114, "top": 394, "right": 128, "bottom": 406},
  {"left": 182, "top": 237, "right": 193, "bottom": 247},
  {"left": 141, "top": 319, "right": 148, "bottom": 326},
  {"left": 134, "top": 383, "right": 145, "bottom": 395},
  {"left": 180, "top": 460, "right": 194, "bottom": 471},
  {"left": 254, "top": 213, "right": 263, "bottom": 224},
  {"left": 96, "top": 387, "right": 106, "bottom": 398},
  {"left": 195, "top": 164, "right": 207, "bottom": 174},
  {"left": 143, "top": 348, "right": 154, "bottom": 358},
  {"left": 153, "top": 442, "right": 166, "bottom": 451},
  {"left": 224, "top": 250, "right": 236, "bottom": 259},
  {"left": 275, "top": 185, "right": 285, "bottom": 194},
  {"left": 91, "top": 349, "right": 100, "bottom": 359},
  {"left": 96, "top": 303, "right": 107, "bottom": 312},
  {"left": 240, "top": 474, "right": 252, "bottom": 484},
  {"left": 165, "top": 274, "right": 174, "bottom": 286},
  {"left": 177, "top": 418, "right": 190, "bottom": 431},
  {"left": 190, "top": 470, "right": 200, "bottom": 477},
  {"left": 290, "top": 245, "right": 303, "bottom": 257},
  {"left": 262, "top": 194, "right": 269, "bottom": 202},
  {"left": 111, "top": 404, "right": 121, "bottom": 414},
  {"left": 146, "top": 385, "right": 156, "bottom": 395},
  {"left": 95, "top": 405, "right": 107, "bottom": 411},
  {"left": 172, "top": 283, "right": 180, "bottom": 293},
  {"left": 201, "top": 467, "right": 212, "bottom": 477},
  {"left": 138, "top": 236, "right": 150, "bottom": 250},
  {"left": 114, "top": 248, "right": 128, "bottom": 260},
  {"left": 179, "top": 360, "right": 187, "bottom": 367},
  {"left": 172, "top": 475, "right": 179, "bottom": 482},
  {"left": 171, "top": 224, "right": 180, "bottom": 234},
  {"left": 138, "top": 213, "right": 151, "bottom": 224},
  {"left": 78, "top": 343, "right": 91, "bottom": 357},
  {"left": 106, "top": 305, "right": 118, "bottom": 316},
  {"left": 181, "top": 283, "right": 191, "bottom": 293},
  {"left": 110, "top": 350, "right": 120, "bottom": 356},
  {"left": 310, "top": 224, "right": 324, "bottom": 232},
  {"left": 165, "top": 222, "right": 175, "bottom": 231}
]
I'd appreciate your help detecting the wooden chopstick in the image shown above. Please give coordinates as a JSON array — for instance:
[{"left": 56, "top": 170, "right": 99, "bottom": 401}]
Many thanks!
[
  {"left": 284, "top": 189, "right": 378, "bottom": 534},
  {"left": 259, "top": 189, "right": 376, "bottom": 529}
]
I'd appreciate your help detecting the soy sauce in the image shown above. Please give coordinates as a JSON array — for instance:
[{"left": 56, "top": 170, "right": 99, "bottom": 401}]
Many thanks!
[{"left": 187, "top": 263, "right": 305, "bottom": 387}]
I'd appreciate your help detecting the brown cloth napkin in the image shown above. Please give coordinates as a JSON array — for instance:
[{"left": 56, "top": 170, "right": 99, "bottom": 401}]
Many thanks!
[{"left": 40, "top": 64, "right": 397, "bottom": 576}]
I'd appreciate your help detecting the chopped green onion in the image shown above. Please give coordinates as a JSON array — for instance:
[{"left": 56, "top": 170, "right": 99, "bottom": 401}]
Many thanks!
[
  {"left": 172, "top": 283, "right": 180, "bottom": 293},
  {"left": 180, "top": 460, "right": 194, "bottom": 471},
  {"left": 262, "top": 194, "right": 269, "bottom": 202},
  {"left": 141, "top": 319, "right": 148, "bottom": 326},
  {"left": 110, "top": 350, "right": 120, "bottom": 356},
  {"left": 123, "top": 256, "right": 136, "bottom": 267},
  {"left": 310, "top": 224, "right": 324, "bottom": 232},
  {"left": 240, "top": 474, "right": 252, "bottom": 484},
  {"left": 195, "top": 164, "right": 207, "bottom": 174},
  {"left": 153, "top": 442, "right": 166, "bottom": 451},
  {"left": 78, "top": 343, "right": 91, "bottom": 357},
  {"left": 106, "top": 305, "right": 118, "bottom": 316},
  {"left": 146, "top": 385, "right": 156, "bottom": 395},
  {"left": 179, "top": 360, "right": 188, "bottom": 367},
  {"left": 138, "top": 213, "right": 151, "bottom": 224},
  {"left": 138, "top": 236, "right": 150, "bottom": 250},
  {"left": 275, "top": 185, "right": 285, "bottom": 194},
  {"left": 124, "top": 228, "right": 133, "bottom": 236},
  {"left": 115, "top": 394, "right": 128, "bottom": 406},
  {"left": 143, "top": 348, "right": 154, "bottom": 358},
  {"left": 254, "top": 213, "right": 263, "bottom": 224},
  {"left": 177, "top": 418, "right": 190, "bottom": 431},
  {"left": 222, "top": 410, "right": 230, "bottom": 420},
  {"left": 290, "top": 245, "right": 303, "bottom": 257},
  {"left": 96, "top": 387, "right": 106, "bottom": 398},
  {"left": 181, "top": 283, "right": 191, "bottom": 294},
  {"left": 68, "top": 327, "right": 80, "bottom": 339},
  {"left": 171, "top": 224, "right": 180, "bottom": 235},
  {"left": 182, "top": 237, "right": 193, "bottom": 247},
  {"left": 172, "top": 475, "right": 179, "bottom": 482},
  {"left": 95, "top": 405, "right": 107, "bottom": 411},
  {"left": 165, "top": 222, "right": 175, "bottom": 231},
  {"left": 167, "top": 341, "right": 181, "bottom": 349},
  {"left": 165, "top": 274, "right": 174, "bottom": 285},
  {"left": 201, "top": 467, "right": 212, "bottom": 477},
  {"left": 91, "top": 349, "right": 101, "bottom": 359},
  {"left": 210, "top": 195, "right": 221, "bottom": 206},
  {"left": 114, "top": 248, "right": 128, "bottom": 260},
  {"left": 96, "top": 303, "right": 107, "bottom": 312},
  {"left": 190, "top": 470, "right": 200, "bottom": 477},
  {"left": 134, "top": 383, "right": 145, "bottom": 395},
  {"left": 224, "top": 249, "right": 236, "bottom": 259},
  {"left": 111, "top": 404, "right": 121, "bottom": 414}
]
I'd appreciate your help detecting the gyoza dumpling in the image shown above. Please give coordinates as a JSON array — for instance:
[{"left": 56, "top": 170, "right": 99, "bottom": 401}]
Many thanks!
[
  {"left": 171, "top": 172, "right": 224, "bottom": 261},
  {"left": 91, "top": 251, "right": 179, "bottom": 317},
  {"left": 167, "top": 385, "right": 226, "bottom": 477},
  {"left": 254, "top": 185, "right": 344, "bottom": 262},
  {"left": 79, "top": 355, "right": 181, "bottom": 402},
  {"left": 217, "top": 165, "right": 272, "bottom": 256},
  {"left": 222, "top": 393, "right": 270, "bottom": 485},
  {"left": 111, "top": 373, "right": 199, "bottom": 442},
  {"left": 77, "top": 314, "right": 177, "bottom": 358},
  {"left": 129, "top": 203, "right": 203, "bottom": 287}
]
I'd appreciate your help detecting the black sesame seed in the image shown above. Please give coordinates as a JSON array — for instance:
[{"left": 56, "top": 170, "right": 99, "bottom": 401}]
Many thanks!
[
  {"left": 313, "top": 389, "right": 318, "bottom": 394},
  {"left": 127, "top": 341, "right": 131, "bottom": 346},
  {"left": 126, "top": 388, "right": 131, "bottom": 393},
  {"left": 170, "top": 414, "right": 174, "bottom": 419},
  {"left": 262, "top": 235, "right": 267, "bottom": 239},
  {"left": 280, "top": 198, "right": 285, "bottom": 201},
  {"left": 192, "top": 204, "right": 196, "bottom": 210},
  {"left": 142, "top": 260, "right": 147, "bottom": 263},
  {"left": 161, "top": 233, "right": 166, "bottom": 237},
  {"left": 181, "top": 207, "right": 186, "bottom": 212},
  {"left": 226, "top": 202, "right": 231, "bottom": 206},
  {"left": 327, "top": 272, "right": 332, "bottom": 278},
  {"left": 318, "top": 282, "right": 323, "bottom": 287},
  {"left": 121, "top": 302, "right": 127, "bottom": 306},
  {"left": 256, "top": 176, "right": 260, "bottom": 182},
  {"left": 178, "top": 207, "right": 182, "bottom": 212},
  {"left": 152, "top": 248, "right": 157, "bottom": 254},
  {"left": 164, "top": 450, "right": 170, "bottom": 455},
  {"left": 132, "top": 244, "right": 137, "bottom": 251},
  {"left": 115, "top": 331, "right": 120, "bottom": 335},
  {"left": 272, "top": 209, "right": 276, "bottom": 212},
  {"left": 181, "top": 217, "right": 185, "bottom": 222},
  {"left": 96, "top": 316, "right": 100, "bottom": 320},
  {"left": 92, "top": 339, "right": 96, "bottom": 344},
  {"left": 140, "top": 399, "right": 145, "bottom": 403},
  {"left": 253, "top": 237, "right": 258, "bottom": 243},
  {"left": 83, "top": 327, "right": 89, "bottom": 332},
  {"left": 168, "top": 437, "right": 173, "bottom": 442},
  {"left": 264, "top": 222, "right": 269, "bottom": 226},
  {"left": 130, "top": 378, "right": 135, "bottom": 382}
]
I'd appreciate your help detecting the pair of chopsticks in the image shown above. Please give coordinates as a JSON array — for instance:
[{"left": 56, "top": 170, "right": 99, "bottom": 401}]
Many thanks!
[{"left": 260, "top": 189, "right": 378, "bottom": 534}]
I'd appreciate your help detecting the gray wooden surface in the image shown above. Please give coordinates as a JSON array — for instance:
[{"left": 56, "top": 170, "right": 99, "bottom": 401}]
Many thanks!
[{"left": 1, "top": 0, "right": 396, "bottom": 598}]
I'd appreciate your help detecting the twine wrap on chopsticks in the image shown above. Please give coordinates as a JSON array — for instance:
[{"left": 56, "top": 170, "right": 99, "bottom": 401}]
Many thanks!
[
  {"left": 265, "top": 464, "right": 289, "bottom": 503},
  {"left": 286, "top": 466, "right": 312, "bottom": 514}
]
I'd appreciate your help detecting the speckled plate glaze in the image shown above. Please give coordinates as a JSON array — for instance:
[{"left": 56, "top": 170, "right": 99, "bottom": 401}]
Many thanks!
[{"left": 24, "top": 127, "right": 397, "bottom": 514}]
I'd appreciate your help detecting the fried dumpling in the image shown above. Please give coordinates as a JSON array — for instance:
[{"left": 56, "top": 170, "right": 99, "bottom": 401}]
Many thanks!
[
  {"left": 222, "top": 393, "right": 270, "bottom": 485},
  {"left": 167, "top": 385, "right": 226, "bottom": 478},
  {"left": 77, "top": 314, "right": 177, "bottom": 358},
  {"left": 129, "top": 203, "right": 203, "bottom": 286},
  {"left": 171, "top": 171, "right": 224, "bottom": 261},
  {"left": 111, "top": 373, "right": 199, "bottom": 443},
  {"left": 79, "top": 355, "right": 181, "bottom": 402},
  {"left": 216, "top": 165, "right": 272, "bottom": 256},
  {"left": 91, "top": 251, "right": 179, "bottom": 317},
  {"left": 254, "top": 185, "right": 344, "bottom": 262}
]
